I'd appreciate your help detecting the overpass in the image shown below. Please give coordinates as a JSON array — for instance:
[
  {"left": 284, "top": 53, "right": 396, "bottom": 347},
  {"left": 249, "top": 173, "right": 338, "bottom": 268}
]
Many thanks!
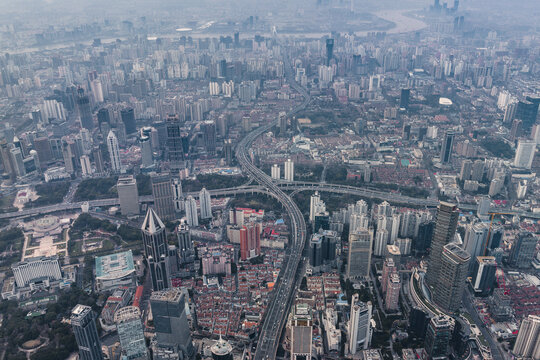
[{"left": 3, "top": 183, "right": 540, "bottom": 221}]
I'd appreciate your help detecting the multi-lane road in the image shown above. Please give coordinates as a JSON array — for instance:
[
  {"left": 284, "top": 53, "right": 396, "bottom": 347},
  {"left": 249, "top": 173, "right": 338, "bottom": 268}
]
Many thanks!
[
  {"left": 3, "top": 181, "right": 540, "bottom": 222},
  {"left": 235, "top": 49, "right": 310, "bottom": 359}
]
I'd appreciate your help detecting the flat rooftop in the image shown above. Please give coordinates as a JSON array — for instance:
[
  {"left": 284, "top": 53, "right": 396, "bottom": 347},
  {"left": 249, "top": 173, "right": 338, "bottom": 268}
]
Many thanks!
[{"left": 95, "top": 250, "right": 135, "bottom": 279}]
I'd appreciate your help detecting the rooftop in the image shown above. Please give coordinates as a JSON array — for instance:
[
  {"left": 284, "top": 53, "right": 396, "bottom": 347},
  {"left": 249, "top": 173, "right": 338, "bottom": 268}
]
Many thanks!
[{"left": 95, "top": 250, "right": 135, "bottom": 279}]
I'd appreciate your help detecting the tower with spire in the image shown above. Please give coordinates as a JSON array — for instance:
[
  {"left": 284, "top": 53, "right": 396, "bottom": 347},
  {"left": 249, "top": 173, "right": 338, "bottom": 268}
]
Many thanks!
[{"left": 141, "top": 208, "right": 170, "bottom": 291}]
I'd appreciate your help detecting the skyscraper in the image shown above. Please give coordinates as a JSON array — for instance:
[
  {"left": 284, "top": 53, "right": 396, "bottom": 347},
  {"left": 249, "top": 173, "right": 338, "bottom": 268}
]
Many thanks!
[
  {"left": 240, "top": 222, "right": 261, "bottom": 261},
  {"left": 202, "top": 120, "right": 216, "bottom": 155},
  {"left": 381, "top": 257, "right": 396, "bottom": 294},
  {"left": 279, "top": 111, "right": 287, "bottom": 136},
  {"left": 348, "top": 294, "right": 372, "bottom": 354},
  {"left": 114, "top": 306, "right": 148, "bottom": 360},
  {"left": 92, "top": 146, "right": 104, "bottom": 174},
  {"left": 150, "top": 288, "right": 194, "bottom": 359},
  {"left": 76, "top": 89, "right": 94, "bottom": 131},
  {"left": 513, "top": 315, "right": 540, "bottom": 359},
  {"left": 471, "top": 256, "right": 497, "bottom": 296},
  {"left": 414, "top": 221, "right": 434, "bottom": 255},
  {"left": 385, "top": 272, "right": 401, "bottom": 311},
  {"left": 347, "top": 228, "right": 373, "bottom": 279},
  {"left": 141, "top": 208, "right": 169, "bottom": 291},
  {"left": 271, "top": 164, "right": 280, "bottom": 180},
  {"left": 107, "top": 130, "right": 121, "bottom": 173},
  {"left": 515, "top": 98, "right": 540, "bottom": 133},
  {"left": 433, "top": 243, "right": 470, "bottom": 313},
  {"left": 509, "top": 232, "right": 538, "bottom": 269},
  {"left": 172, "top": 178, "right": 183, "bottom": 212},
  {"left": 117, "top": 175, "right": 139, "bottom": 216},
  {"left": 121, "top": 108, "right": 136, "bottom": 135},
  {"left": 514, "top": 139, "right": 536, "bottom": 169},
  {"left": 176, "top": 220, "right": 194, "bottom": 264},
  {"left": 463, "top": 222, "right": 489, "bottom": 266},
  {"left": 440, "top": 131, "right": 455, "bottom": 164},
  {"left": 166, "top": 114, "right": 184, "bottom": 170},
  {"left": 426, "top": 202, "right": 459, "bottom": 287},
  {"left": 400, "top": 88, "right": 411, "bottom": 110},
  {"left": 309, "top": 233, "right": 323, "bottom": 267},
  {"left": 223, "top": 139, "right": 233, "bottom": 165},
  {"left": 290, "top": 303, "right": 313, "bottom": 360},
  {"left": 71, "top": 304, "right": 104, "bottom": 360},
  {"left": 140, "top": 134, "right": 153, "bottom": 168},
  {"left": 325, "top": 38, "right": 334, "bottom": 66},
  {"left": 425, "top": 315, "right": 455, "bottom": 359},
  {"left": 284, "top": 158, "right": 294, "bottom": 182},
  {"left": 184, "top": 195, "right": 199, "bottom": 227},
  {"left": 151, "top": 174, "right": 176, "bottom": 221},
  {"left": 0, "top": 139, "right": 16, "bottom": 180},
  {"left": 199, "top": 187, "right": 212, "bottom": 219}
]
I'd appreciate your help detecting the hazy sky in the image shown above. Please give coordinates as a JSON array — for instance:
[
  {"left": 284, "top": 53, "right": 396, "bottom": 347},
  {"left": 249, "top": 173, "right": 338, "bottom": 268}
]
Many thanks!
[{"left": 0, "top": 0, "right": 537, "bottom": 30}]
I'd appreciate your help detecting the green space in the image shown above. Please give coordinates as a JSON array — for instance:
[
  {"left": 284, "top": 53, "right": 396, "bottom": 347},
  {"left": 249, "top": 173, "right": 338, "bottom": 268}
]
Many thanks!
[
  {"left": 0, "top": 287, "right": 99, "bottom": 360},
  {"left": 0, "top": 193, "right": 17, "bottom": 213},
  {"left": 68, "top": 214, "right": 140, "bottom": 256},
  {"left": 325, "top": 165, "right": 348, "bottom": 183},
  {"left": 182, "top": 174, "right": 249, "bottom": 192},
  {"left": 0, "top": 227, "right": 24, "bottom": 269},
  {"left": 74, "top": 176, "right": 118, "bottom": 201},
  {"left": 478, "top": 334, "right": 489, "bottom": 347},
  {"left": 295, "top": 164, "right": 324, "bottom": 182},
  {"left": 27, "top": 181, "right": 70, "bottom": 207},
  {"left": 71, "top": 213, "right": 117, "bottom": 233},
  {"left": 229, "top": 193, "right": 283, "bottom": 212},
  {"left": 480, "top": 137, "right": 515, "bottom": 159},
  {"left": 116, "top": 224, "right": 142, "bottom": 243}
]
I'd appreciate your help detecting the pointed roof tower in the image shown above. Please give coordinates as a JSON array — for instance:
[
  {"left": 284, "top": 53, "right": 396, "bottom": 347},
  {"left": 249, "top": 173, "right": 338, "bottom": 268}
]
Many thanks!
[{"left": 141, "top": 208, "right": 166, "bottom": 234}]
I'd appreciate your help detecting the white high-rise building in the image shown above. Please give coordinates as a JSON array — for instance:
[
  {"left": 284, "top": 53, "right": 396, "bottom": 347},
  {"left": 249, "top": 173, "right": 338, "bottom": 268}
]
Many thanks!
[
  {"left": 107, "top": 130, "right": 122, "bottom": 173},
  {"left": 209, "top": 82, "right": 220, "bottom": 96},
  {"left": 514, "top": 139, "right": 536, "bottom": 169},
  {"left": 350, "top": 214, "right": 369, "bottom": 233},
  {"left": 390, "top": 213, "right": 401, "bottom": 243},
  {"left": 377, "top": 201, "right": 392, "bottom": 217},
  {"left": 532, "top": 124, "right": 540, "bottom": 145},
  {"left": 348, "top": 294, "right": 372, "bottom": 354},
  {"left": 284, "top": 159, "right": 294, "bottom": 181},
  {"left": 374, "top": 229, "right": 388, "bottom": 256},
  {"left": 184, "top": 196, "right": 198, "bottom": 227},
  {"left": 117, "top": 176, "right": 139, "bottom": 216},
  {"left": 172, "top": 178, "right": 183, "bottom": 212},
  {"left": 463, "top": 222, "right": 489, "bottom": 261},
  {"left": 355, "top": 200, "right": 369, "bottom": 215},
  {"left": 513, "top": 315, "right": 540, "bottom": 359},
  {"left": 199, "top": 187, "right": 212, "bottom": 219},
  {"left": 309, "top": 191, "right": 326, "bottom": 222},
  {"left": 41, "top": 99, "right": 66, "bottom": 121},
  {"left": 271, "top": 164, "right": 281, "bottom": 180},
  {"left": 80, "top": 155, "right": 92, "bottom": 177},
  {"left": 90, "top": 79, "right": 104, "bottom": 103}
]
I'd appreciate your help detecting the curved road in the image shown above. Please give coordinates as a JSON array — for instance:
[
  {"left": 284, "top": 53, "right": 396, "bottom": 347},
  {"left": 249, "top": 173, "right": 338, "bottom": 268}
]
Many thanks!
[{"left": 235, "top": 49, "right": 310, "bottom": 360}]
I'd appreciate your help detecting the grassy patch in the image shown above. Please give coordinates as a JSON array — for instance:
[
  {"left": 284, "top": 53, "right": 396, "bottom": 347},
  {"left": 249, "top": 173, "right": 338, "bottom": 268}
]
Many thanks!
[
  {"left": 182, "top": 174, "right": 248, "bottom": 192},
  {"left": 0, "top": 193, "right": 17, "bottom": 213},
  {"left": 74, "top": 177, "right": 118, "bottom": 201},
  {"left": 480, "top": 137, "right": 514, "bottom": 159},
  {"left": 28, "top": 181, "right": 70, "bottom": 207}
]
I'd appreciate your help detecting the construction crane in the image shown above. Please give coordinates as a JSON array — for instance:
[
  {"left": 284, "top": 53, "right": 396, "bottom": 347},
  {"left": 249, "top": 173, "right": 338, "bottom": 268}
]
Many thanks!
[{"left": 482, "top": 211, "right": 515, "bottom": 256}]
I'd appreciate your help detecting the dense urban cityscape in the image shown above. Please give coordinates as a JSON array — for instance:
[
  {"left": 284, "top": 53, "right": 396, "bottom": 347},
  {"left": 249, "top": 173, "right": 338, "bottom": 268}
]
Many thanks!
[{"left": 0, "top": 0, "right": 538, "bottom": 360}]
